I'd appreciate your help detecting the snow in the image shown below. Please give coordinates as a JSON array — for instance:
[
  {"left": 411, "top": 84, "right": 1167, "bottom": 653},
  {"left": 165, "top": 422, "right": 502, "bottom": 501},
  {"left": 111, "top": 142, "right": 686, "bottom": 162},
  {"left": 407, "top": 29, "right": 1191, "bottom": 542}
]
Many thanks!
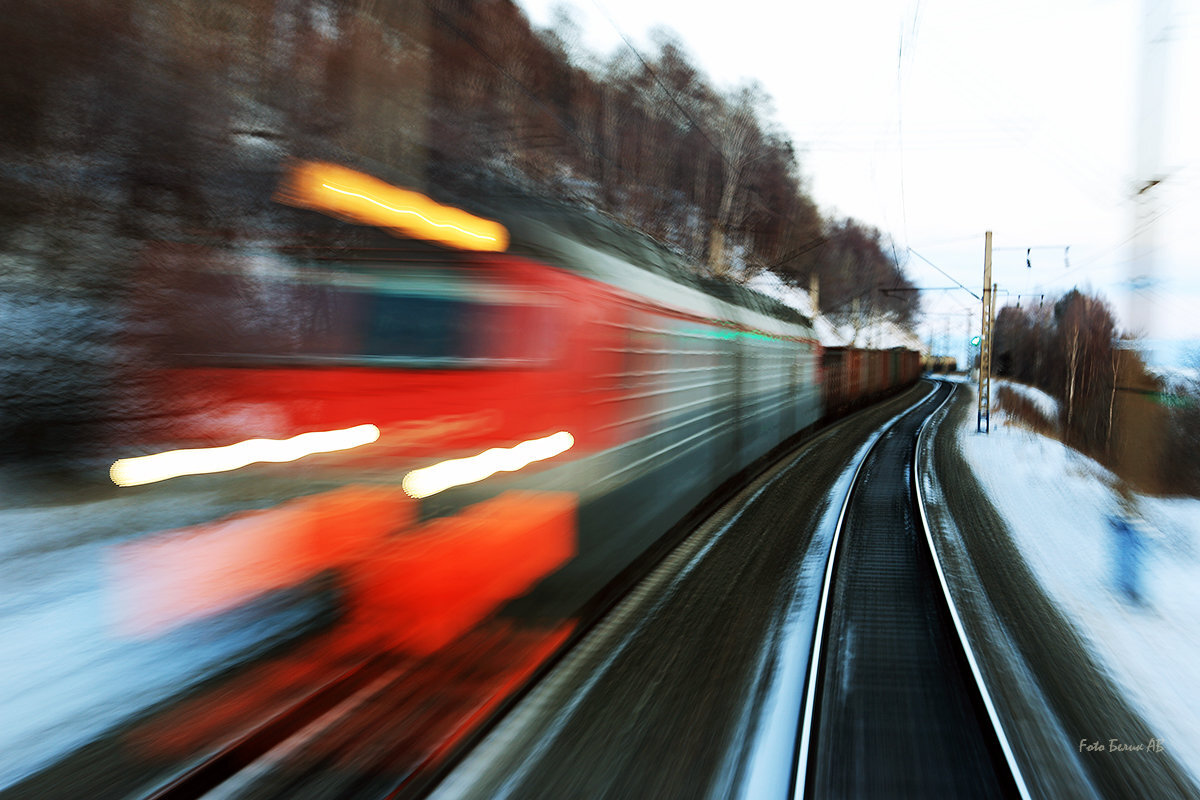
[
  {"left": 957, "top": 382, "right": 1200, "bottom": 781},
  {"left": 744, "top": 270, "right": 818, "bottom": 318},
  {"left": 742, "top": 271, "right": 924, "bottom": 350},
  {"left": 0, "top": 482, "right": 332, "bottom": 790},
  {"left": 993, "top": 378, "right": 1060, "bottom": 422}
]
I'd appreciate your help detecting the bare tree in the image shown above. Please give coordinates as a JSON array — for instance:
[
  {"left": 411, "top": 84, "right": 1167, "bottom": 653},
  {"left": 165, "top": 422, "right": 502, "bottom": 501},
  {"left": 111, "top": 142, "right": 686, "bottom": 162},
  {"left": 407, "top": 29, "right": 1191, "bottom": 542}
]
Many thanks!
[{"left": 708, "top": 83, "right": 767, "bottom": 275}]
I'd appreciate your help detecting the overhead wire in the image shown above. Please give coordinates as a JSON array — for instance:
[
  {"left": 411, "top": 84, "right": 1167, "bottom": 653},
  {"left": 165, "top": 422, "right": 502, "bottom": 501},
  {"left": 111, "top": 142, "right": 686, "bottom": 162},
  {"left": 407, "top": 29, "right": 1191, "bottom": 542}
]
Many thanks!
[
  {"left": 430, "top": 0, "right": 834, "bottom": 276},
  {"left": 585, "top": 0, "right": 801, "bottom": 235},
  {"left": 907, "top": 247, "right": 980, "bottom": 300},
  {"left": 586, "top": 0, "right": 729, "bottom": 169},
  {"left": 921, "top": 35, "right": 1126, "bottom": 207}
]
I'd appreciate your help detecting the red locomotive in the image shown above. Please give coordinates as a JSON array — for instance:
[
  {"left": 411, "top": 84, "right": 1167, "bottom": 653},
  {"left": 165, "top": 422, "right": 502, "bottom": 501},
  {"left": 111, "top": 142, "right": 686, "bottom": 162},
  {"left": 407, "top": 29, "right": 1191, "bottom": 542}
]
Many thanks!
[{"left": 108, "top": 161, "right": 918, "bottom": 654}]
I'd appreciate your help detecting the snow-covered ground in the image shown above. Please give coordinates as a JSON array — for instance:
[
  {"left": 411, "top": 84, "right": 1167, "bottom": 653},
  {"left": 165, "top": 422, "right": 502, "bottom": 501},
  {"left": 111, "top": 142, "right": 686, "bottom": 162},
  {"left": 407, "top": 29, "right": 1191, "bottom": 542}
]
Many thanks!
[
  {"left": 958, "top": 382, "right": 1200, "bottom": 780},
  {"left": 0, "top": 481, "right": 333, "bottom": 790},
  {"left": 993, "top": 378, "right": 1060, "bottom": 423}
]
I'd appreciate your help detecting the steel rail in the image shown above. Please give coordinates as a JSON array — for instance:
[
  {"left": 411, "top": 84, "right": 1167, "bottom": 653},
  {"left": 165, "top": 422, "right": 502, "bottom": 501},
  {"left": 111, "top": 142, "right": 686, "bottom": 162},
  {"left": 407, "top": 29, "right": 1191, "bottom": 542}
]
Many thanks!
[
  {"left": 794, "top": 378, "right": 1029, "bottom": 798},
  {"left": 790, "top": 381, "right": 938, "bottom": 798},
  {"left": 913, "top": 381, "right": 1033, "bottom": 800}
]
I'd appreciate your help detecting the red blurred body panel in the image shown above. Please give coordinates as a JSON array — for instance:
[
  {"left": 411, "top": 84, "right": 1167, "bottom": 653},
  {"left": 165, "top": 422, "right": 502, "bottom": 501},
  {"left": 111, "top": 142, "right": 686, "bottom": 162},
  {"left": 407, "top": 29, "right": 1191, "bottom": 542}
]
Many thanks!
[
  {"left": 121, "top": 245, "right": 632, "bottom": 460},
  {"left": 111, "top": 486, "right": 416, "bottom": 637},
  {"left": 348, "top": 492, "right": 576, "bottom": 653},
  {"left": 112, "top": 489, "right": 575, "bottom": 650}
]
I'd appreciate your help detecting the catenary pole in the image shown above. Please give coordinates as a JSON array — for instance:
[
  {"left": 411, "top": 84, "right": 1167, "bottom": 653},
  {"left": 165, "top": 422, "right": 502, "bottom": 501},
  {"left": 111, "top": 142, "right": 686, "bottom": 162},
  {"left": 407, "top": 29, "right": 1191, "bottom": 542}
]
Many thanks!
[{"left": 977, "top": 232, "right": 993, "bottom": 433}]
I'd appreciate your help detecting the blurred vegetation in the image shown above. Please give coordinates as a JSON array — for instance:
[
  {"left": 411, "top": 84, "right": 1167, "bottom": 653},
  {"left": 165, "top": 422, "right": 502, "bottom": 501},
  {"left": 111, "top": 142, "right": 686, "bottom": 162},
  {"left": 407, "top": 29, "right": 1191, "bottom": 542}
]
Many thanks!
[
  {"left": 0, "top": 0, "right": 429, "bottom": 463},
  {"left": 1163, "top": 353, "right": 1200, "bottom": 495},
  {"left": 993, "top": 385, "right": 1057, "bottom": 438},
  {"left": 993, "top": 290, "right": 1200, "bottom": 496}
]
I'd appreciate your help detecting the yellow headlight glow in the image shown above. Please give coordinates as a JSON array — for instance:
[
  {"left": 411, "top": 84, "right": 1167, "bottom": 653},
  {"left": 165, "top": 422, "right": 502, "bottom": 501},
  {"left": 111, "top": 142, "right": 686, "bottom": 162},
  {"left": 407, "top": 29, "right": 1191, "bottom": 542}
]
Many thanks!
[{"left": 275, "top": 160, "right": 509, "bottom": 252}]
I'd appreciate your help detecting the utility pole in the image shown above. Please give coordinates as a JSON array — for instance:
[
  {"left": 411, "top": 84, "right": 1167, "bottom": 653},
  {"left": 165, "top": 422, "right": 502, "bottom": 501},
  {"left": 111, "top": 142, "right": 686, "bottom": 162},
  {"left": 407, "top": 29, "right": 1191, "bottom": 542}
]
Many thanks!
[
  {"left": 1114, "top": 0, "right": 1171, "bottom": 491},
  {"left": 977, "top": 232, "right": 994, "bottom": 433},
  {"left": 1130, "top": 0, "right": 1168, "bottom": 329}
]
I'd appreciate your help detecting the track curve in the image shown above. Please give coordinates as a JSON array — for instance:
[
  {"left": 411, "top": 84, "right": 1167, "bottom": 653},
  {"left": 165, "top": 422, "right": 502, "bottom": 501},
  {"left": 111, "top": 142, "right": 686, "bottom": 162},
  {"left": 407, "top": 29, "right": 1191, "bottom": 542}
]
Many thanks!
[{"left": 798, "top": 379, "right": 1026, "bottom": 798}]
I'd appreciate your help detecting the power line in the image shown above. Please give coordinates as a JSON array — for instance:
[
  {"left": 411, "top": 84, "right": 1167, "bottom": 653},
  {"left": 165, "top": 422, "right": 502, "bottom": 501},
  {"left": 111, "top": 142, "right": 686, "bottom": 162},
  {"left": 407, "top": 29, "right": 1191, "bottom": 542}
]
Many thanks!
[
  {"left": 907, "top": 247, "right": 981, "bottom": 299},
  {"left": 881, "top": 286, "right": 974, "bottom": 292},
  {"left": 896, "top": 1, "right": 919, "bottom": 249},
  {"left": 993, "top": 244, "right": 1072, "bottom": 249},
  {"left": 766, "top": 235, "right": 829, "bottom": 271},
  {"left": 450, "top": 0, "right": 816, "bottom": 270},
  {"left": 442, "top": 0, "right": 912, "bottom": 297},
  {"left": 586, "top": 0, "right": 824, "bottom": 244},
  {"left": 908, "top": 234, "right": 987, "bottom": 249},
  {"left": 1066, "top": 206, "right": 1177, "bottom": 278}
]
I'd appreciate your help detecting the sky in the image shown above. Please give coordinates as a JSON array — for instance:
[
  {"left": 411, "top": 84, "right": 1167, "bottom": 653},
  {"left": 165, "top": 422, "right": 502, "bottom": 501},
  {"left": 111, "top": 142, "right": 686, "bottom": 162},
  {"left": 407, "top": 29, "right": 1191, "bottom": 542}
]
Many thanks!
[{"left": 517, "top": 0, "right": 1199, "bottom": 366}]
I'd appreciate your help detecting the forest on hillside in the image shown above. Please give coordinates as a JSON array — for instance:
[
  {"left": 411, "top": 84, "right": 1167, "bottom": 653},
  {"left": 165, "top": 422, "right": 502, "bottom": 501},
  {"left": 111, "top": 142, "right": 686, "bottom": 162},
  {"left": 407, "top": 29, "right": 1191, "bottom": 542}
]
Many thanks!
[
  {"left": 0, "top": 0, "right": 919, "bottom": 323},
  {"left": 428, "top": 0, "right": 919, "bottom": 327}
]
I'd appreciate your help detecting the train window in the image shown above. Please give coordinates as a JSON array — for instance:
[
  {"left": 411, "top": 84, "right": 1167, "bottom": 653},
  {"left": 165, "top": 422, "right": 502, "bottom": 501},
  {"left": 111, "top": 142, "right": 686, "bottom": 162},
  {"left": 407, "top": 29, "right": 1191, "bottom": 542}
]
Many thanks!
[
  {"left": 360, "top": 293, "right": 560, "bottom": 362},
  {"left": 362, "top": 294, "right": 464, "bottom": 360},
  {"left": 152, "top": 273, "right": 365, "bottom": 360},
  {"left": 143, "top": 257, "right": 560, "bottom": 367}
]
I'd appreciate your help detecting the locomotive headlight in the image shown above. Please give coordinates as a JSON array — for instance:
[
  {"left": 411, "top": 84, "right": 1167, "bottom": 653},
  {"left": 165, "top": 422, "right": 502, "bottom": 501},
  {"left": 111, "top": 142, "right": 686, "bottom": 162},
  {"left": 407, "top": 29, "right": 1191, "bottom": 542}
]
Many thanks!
[
  {"left": 110, "top": 424, "right": 381, "bottom": 487},
  {"left": 274, "top": 160, "right": 509, "bottom": 252},
  {"left": 402, "top": 431, "right": 575, "bottom": 499}
]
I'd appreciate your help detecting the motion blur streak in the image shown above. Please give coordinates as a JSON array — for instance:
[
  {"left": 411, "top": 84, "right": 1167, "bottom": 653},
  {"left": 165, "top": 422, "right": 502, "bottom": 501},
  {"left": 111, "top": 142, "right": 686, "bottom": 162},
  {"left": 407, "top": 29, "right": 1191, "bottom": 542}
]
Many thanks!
[
  {"left": 111, "top": 485, "right": 413, "bottom": 637},
  {"left": 402, "top": 432, "right": 575, "bottom": 499},
  {"left": 275, "top": 160, "right": 510, "bottom": 251},
  {"left": 109, "top": 424, "right": 381, "bottom": 487}
]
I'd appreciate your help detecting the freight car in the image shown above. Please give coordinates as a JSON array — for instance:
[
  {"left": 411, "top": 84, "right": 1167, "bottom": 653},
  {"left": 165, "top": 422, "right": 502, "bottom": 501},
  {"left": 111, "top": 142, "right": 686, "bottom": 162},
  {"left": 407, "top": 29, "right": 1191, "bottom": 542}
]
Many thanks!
[
  {"left": 823, "top": 345, "right": 922, "bottom": 419},
  {"left": 921, "top": 354, "right": 959, "bottom": 374}
]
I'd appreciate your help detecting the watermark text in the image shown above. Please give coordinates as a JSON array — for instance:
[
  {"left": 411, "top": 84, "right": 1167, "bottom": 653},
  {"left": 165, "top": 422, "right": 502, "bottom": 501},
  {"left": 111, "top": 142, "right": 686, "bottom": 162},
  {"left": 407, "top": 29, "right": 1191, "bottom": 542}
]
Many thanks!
[{"left": 1078, "top": 738, "right": 1166, "bottom": 754}]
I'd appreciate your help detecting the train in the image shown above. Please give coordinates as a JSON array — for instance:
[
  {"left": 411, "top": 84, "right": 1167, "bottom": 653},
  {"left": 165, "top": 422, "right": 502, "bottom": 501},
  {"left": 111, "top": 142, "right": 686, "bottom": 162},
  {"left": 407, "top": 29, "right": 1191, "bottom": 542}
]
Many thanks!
[
  {"left": 921, "top": 354, "right": 960, "bottom": 374},
  {"left": 107, "top": 162, "right": 921, "bottom": 655}
]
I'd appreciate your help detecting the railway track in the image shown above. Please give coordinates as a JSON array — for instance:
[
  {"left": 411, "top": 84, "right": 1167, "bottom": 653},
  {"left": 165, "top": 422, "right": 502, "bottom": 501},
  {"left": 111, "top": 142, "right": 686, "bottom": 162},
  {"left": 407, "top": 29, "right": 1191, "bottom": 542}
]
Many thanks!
[{"left": 796, "top": 379, "right": 1029, "bottom": 798}]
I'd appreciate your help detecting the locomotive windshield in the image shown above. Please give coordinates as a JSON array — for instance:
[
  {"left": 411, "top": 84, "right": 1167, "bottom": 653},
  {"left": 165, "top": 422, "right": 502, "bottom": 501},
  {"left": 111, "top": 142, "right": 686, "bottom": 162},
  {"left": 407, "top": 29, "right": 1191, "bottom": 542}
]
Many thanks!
[{"left": 138, "top": 255, "right": 559, "bottom": 367}]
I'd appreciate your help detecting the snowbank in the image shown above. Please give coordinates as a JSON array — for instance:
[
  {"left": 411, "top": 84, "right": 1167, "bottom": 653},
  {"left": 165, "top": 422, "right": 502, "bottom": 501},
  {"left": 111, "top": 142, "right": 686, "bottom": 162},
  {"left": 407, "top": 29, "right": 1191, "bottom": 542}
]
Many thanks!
[
  {"left": 958, "top": 384, "right": 1200, "bottom": 781},
  {"left": 993, "top": 379, "right": 1059, "bottom": 422},
  {"left": 742, "top": 271, "right": 923, "bottom": 350}
]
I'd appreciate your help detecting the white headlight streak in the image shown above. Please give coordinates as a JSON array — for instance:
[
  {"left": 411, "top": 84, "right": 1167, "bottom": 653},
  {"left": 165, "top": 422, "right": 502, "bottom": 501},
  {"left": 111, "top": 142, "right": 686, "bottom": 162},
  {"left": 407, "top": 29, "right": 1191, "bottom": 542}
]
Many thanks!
[
  {"left": 110, "top": 424, "right": 381, "bottom": 487},
  {"left": 401, "top": 431, "right": 575, "bottom": 499}
]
